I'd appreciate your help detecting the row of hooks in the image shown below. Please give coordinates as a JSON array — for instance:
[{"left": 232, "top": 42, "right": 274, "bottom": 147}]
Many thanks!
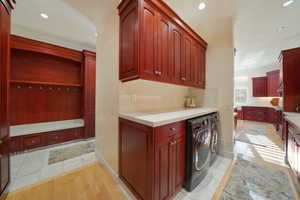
[{"left": 14, "top": 85, "right": 80, "bottom": 91}]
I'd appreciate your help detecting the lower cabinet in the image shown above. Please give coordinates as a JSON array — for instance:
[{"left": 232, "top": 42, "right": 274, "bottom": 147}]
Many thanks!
[
  {"left": 9, "top": 127, "right": 85, "bottom": 153},
  {"left": 119, "top": 118, "right": 185, "bottom": 200},
  {"left": 286, "top": 120, "right": 300, "bottom": 183},
  {"left": 242, "top": 106, "right": 281, "bottom": 124}
]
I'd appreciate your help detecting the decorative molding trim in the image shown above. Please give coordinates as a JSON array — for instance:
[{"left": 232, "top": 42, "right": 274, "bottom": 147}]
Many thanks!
[{"left": 95, "top": 151, "right": 137, "bottom": 200}]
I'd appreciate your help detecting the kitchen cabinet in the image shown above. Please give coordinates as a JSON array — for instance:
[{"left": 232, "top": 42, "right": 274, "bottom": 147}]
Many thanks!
[
  {"left": 118, "top": 0, "right": 207, "bottom": 88},
  {"left": 252, "top": 77, "right": 267, "bottom": 97},
  {"left": 285, "top": 119, "right": 300, "bottom": 183},
  {"left": 9, "top": 128, "right": 84, "bottom": 153},
  {"left": 119, "top": 118, "right": 185, "bottom": 200},
  {"left": 280, "top": 47, "right": 300, "bottom": 112},
  {"left": 0, "top": 0, "right": 15, "bottom": 195},
  {"left": 242, "top": 106, "right": 281, "bottom": 126},
  {"left": 267, "top": 70, "right": 280, "bottom": 97}
]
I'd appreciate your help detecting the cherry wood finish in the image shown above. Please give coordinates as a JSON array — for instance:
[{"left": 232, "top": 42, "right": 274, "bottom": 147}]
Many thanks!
[
  {"left": 118, "top": 0, "right": 207, "bottom": 89},
  {"left": 9, "top": 128, "right": 84, "bottom": 153},
  {"left": 9, "top": 36, "right": 96, "bottom": 142},
  {"left": 280, "top": 47, "right": 300, "bottom": 112},
  {"left": 252, "top": 77, "right": 267, "bottom": 97},
  {"left": 0, "top": 0, "right": 15, "bottom": 195},
  {"left": 83, "top": 51, "right": 96, "bottom": 138},
  {"left": 285, "top": 119, "right": 300, "bottom": 183},
  {"left": 267, "top": 70, "right": 280, "bottom": 97},
  {"left": 119, "top": 118, "right": 186, "bottom": 200},
  {"left": 242, "top": 106, "right": 281, "bottom": 125}
]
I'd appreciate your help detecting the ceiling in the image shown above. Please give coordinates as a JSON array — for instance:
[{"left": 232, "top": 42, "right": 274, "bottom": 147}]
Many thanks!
[
  {"left": 12, "top": 0, "right": 97, "bottom": 51},
  {"left": 234, "top": 0, "right": 300, "bottom": 71}
]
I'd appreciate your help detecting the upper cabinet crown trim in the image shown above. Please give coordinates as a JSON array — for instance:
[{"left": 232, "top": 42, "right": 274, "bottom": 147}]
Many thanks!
[
  {"left": 11, "top": 35, "right": 83, "bottom": 63},
  {"left": 1, "top": 0, "right": 15, "bottom": 13},
  {"left": 118, "top": 0, "right": 207, "bottom": 48},
  {"left": 281, "top": 47, "right": 300, "bottom": 58}
]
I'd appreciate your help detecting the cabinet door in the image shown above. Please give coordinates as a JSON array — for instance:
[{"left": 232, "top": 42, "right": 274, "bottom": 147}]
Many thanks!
[
  {"left": 191, "top": 41, "right": 205, "bottom": 88},
  {"left": 119, "top": 2, "right": 138, "bottom": 80},
  {"left": 252, "top": 77, "right": 267, "bottom": 97},
  {"left": 155, "top": 138, "right": 172, "bottom": 200},
  {"left": 169, "top": 24, "right": 182, "bottom": 83},
  {"left": 173, "top": 136, "right": 185, "bottom": 193},
  {"left": 181, "top": 34, "right": 192, "bottom": 84},
  {"left": 156, "top": 13, "right": 170, "bottom": 81},
  {"left": 141, "top": 2, "right": 157, "bottom": 80},
  {"left": 267, "top": 70, "right": 280, "bottom": 97}
]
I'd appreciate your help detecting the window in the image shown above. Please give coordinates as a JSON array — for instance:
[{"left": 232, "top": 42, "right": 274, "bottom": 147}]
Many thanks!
[{"left": 234, "top": 88, "right": 248, "bottom": 104}]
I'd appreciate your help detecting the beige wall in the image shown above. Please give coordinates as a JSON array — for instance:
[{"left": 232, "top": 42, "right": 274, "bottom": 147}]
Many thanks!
[{"left": 95, "top": 0, "right": 120, "bottom": 173}]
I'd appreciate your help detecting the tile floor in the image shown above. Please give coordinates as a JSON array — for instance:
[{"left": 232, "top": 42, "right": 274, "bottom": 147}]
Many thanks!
[{"left": 9, "top": 139, "right": 96, "bottom": 192}]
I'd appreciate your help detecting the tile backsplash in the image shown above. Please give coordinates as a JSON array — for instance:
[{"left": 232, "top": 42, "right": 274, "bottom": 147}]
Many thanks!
[{"left": 119, "top": 80, "right": 194, "bottom": 113}]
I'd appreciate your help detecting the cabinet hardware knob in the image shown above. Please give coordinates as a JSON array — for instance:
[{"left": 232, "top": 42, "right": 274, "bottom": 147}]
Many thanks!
[
  {"left": 170, "top": 127, "right": 176, "bottom": 131},
  {"left": 158, "top": 71, "right": 162, "bottom": 76},
  {"left": 0, "top": 140, "right": 3, "bottom": 144},
  {"left": 181, "top": 77, "right": 186, "bottom": 81},
  {"left": 154, "top": 70, "right": 159, "bottom": 75}
]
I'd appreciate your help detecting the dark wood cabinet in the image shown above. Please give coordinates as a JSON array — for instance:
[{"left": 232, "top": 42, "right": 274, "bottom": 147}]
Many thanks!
[
  {"left": 280, "top": 47, "right": 300, "bottom": 112},
  {"left": 119, "top": 118, "right": 186, "bottom": 200},
  {"left": 9, "top": 128, "right": 84, "bottom": 153},
  {"left": 252, "top": 77, "right": 267, "bottom": 97},
  {"left": 242, "top": 106, "right": 281, "bottom": 126},
  {"left": 0, "top": 0, "right": 15, "bottom": 195},
  {"left": 267, "top": 70, "right": 280, "bottom": 97},
  {"left": 118, "top": 0, "right": 207, "bottom": 88},
  {"left": 285, "top": 119, "right": 300, "bottom": 184}
]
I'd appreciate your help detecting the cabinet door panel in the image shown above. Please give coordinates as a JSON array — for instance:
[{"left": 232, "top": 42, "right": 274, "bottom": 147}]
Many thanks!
[
  {"left": 181, "top": 34, "right": 192, "bottom": 84},
  {"left": 267, "top": 70, "right": 280, "bottom": 97},
  {"left": 156, "top": 14, "right": 170, "bottom": 81},
  {"left": 252, "top": 77, "right": 267, "bottom": 97},
  {"left": 141, "top": 4, "right": 157, "bottom": 79},
  {"left": 169, "top": 24, "right": 182, "bottom": 83},
  {"left": 174, "top": 136, "right": 185, "bottom": 192},
  {"left": 120, "top": 3, "right": 138, "bottom": 80},
  {"left": 155, "top": 139, "right": 172, "bottom": 200}
]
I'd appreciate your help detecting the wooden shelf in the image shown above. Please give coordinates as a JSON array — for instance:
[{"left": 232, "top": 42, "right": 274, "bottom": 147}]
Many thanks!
[{"left": 10, "top": 80, "right": 82, "bottom": 87}]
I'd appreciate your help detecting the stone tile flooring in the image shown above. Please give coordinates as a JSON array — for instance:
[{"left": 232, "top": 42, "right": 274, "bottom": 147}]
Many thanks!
[
  {"left": 220, "top": 156, "right": 295, "bottom": 200},
  {"left": 174, "top": 156, "right": 232, "bottom": 200},
  {"left": 9, "top": 139, "right": 96, "bottom": 192}
]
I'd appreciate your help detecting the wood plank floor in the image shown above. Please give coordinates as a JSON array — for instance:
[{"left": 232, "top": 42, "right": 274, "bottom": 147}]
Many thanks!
[{"left": 1, "top": 163, "right": 128, "bottom": 200}]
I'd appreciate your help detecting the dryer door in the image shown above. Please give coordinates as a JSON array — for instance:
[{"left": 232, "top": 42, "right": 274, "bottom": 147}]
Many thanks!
[{"left": 193, "top": 127, "right": 211, "bottom": 172}]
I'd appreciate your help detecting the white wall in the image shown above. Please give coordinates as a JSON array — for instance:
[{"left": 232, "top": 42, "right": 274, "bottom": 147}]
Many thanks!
[{"left": 235, "top": 65, "right": 280, "bottom": 107}]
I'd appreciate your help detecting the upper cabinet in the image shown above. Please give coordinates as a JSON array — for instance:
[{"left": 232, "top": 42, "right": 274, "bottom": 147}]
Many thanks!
[
  {"left": 267, "top": 70, "right": 280, "bottom": 97},
  {"left": 252, "top": 77, "right": 267, "bottom": 97},
  {"left": 252, "top": 69, "right": 280, "bottom": 98},
  {"left": 118, "top": 0, "right": 207, "bottom": 89},
  {"left": 280, "top": 47, "right": 300, "bottom": 112}
]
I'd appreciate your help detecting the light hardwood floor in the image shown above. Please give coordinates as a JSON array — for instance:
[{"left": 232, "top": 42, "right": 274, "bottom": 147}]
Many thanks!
[{"left": 1, "top": 163, "right": 128, "bottom": 200}]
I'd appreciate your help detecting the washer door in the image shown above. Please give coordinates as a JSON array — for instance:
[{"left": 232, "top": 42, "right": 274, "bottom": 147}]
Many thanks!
[{"left": 193, "top": 128, "right": 211, "bottom": 172}]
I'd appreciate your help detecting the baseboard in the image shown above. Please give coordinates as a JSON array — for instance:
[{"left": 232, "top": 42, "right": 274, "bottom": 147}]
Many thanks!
[{"left": 95, "top": 152, "right": 137, "bottom": 200}]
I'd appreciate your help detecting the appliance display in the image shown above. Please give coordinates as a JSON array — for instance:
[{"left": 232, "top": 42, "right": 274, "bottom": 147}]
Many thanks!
[{"left": 184, "top": 113, "right": 220, "bottom": 192}]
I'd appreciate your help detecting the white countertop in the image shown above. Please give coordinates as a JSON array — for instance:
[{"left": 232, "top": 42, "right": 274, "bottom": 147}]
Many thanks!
[
  {"left": 284, "top": 112, "right": 300, "bottom": 128},
  {"left": 10, "top": 119, "right": 85, "bottom": 137},
  {"left": 119, "top": 108, "right": 218, "bottom": 127}
]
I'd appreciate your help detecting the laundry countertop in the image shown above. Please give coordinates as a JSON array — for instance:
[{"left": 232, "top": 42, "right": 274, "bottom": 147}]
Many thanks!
[{"left": 119, "top": 108, "right": 218, "bottom": 127}]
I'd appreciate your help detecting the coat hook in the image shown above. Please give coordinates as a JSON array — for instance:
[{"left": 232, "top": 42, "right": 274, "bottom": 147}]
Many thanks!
[{"left": 17, "top": 85, "right": 21, "bottom": 89}]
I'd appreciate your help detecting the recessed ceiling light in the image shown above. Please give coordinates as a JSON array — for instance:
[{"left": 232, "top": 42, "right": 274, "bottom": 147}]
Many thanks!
[
  {"left": 283, "top": 0, "right": 294, "bottom": 7},
  {"left": 198, "top": 2, "right": 206, "bottom": 10},
  {"left": 40, "top": 13, "right": 49, "bottom": 19}
]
